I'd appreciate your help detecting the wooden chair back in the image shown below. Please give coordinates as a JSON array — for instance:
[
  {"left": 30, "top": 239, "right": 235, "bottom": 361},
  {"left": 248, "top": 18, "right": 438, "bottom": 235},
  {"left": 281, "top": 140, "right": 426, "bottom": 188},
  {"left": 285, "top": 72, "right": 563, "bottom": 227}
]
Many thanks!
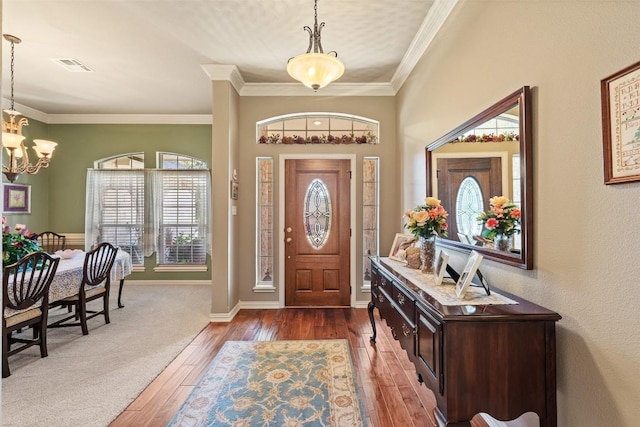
[
  {"left": 82, "top": 242, "right": 118, "bottom": 292},
  {"left": 37, "top": 231, "right": 67, "bottom": 253},
  {"left": 2, "top": 251, "right": 60, "bottom": 377},
  {"left": 3, "top": 251, "right": 60, "bottom": 312}
]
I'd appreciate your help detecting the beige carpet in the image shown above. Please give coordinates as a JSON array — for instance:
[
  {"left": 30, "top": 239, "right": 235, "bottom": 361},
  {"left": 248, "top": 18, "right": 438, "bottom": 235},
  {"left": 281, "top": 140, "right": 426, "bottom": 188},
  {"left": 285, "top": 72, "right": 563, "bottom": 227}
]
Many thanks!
[{"left": 1, "top": 284, "right": 211, "bottom": 427}]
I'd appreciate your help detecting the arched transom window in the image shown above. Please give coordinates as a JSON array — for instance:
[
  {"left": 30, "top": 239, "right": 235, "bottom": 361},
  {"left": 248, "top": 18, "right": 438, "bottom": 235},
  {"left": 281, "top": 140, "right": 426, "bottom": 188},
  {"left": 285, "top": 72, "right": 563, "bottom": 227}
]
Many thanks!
[{"left": 256, "top": 112, "right": 379, "bottom": 144}]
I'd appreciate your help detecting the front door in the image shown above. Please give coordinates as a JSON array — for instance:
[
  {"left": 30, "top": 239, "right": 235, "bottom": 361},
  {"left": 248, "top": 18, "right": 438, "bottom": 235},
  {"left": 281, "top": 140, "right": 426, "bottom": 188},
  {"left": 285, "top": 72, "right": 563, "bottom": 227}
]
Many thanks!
[
  {"left": 284, "top": 159, "right": 350, "bottom": 306},
  {"left": 437, "top": 157, "right": 502, "bottom": 241}
]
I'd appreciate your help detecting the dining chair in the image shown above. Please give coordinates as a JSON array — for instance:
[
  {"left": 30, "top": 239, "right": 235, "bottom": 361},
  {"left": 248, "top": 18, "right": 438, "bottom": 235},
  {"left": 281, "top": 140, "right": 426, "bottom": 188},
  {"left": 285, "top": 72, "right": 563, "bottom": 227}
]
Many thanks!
[
  {"left": 2, "top": 251, "right": 60, "bottom": 378},
  {"left": 470, "top": 411, "right": 540, "bottom": 427},
  {"left": 37, "top": 231, "right": 67, "bottom": 253},
  {"left": 48, "top": 242, "right": 118, "bottom": 335}
]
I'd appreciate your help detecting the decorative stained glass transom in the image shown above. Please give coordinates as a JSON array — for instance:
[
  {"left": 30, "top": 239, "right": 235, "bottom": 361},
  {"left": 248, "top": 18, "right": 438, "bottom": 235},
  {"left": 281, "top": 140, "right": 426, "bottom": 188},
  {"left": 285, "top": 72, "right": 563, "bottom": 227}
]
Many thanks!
[
  {"left": 456, "top": 177, "right": 484, "bottom": 237},
  {"left": 304, "top": 179, "right": 332, "bottom": 249},
  {"left": 256, "top": 112, "right": 379, "bottom": 144}
]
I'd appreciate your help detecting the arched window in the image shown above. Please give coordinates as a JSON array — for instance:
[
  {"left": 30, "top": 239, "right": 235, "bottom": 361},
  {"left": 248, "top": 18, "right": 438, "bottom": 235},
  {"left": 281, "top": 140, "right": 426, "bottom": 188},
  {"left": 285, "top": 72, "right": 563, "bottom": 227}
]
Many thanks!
[{"left": 87, "top": 152, "right": 210, "bottom": 268}]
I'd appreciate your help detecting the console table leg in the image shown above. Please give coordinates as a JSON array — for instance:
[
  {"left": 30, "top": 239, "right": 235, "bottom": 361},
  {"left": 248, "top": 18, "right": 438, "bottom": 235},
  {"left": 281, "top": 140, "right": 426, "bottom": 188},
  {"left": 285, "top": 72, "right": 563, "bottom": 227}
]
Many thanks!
[
  {"left": 368, "top": 301, "right": 377, "bottom": 343},
  {"left": 117, "top": 279, "right": 125, "bottom": 308}
]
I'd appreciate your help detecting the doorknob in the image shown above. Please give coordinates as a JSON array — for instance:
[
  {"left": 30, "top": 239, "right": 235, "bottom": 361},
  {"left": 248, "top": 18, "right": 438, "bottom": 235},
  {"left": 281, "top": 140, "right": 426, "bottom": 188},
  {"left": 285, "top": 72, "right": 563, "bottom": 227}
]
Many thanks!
[
  {"left": 286, "top": 227, "right": 292, "bottom": 233},
  {"left": 285, "top": 237, "right": 292, "bottom": 243}
]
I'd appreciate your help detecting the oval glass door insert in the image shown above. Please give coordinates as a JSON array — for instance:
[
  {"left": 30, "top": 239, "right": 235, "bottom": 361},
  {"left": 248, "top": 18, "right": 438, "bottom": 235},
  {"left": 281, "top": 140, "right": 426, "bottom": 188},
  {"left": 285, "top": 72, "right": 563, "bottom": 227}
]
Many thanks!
[{"left": 304, "top": 178, "right": 332, "bottom": 249}]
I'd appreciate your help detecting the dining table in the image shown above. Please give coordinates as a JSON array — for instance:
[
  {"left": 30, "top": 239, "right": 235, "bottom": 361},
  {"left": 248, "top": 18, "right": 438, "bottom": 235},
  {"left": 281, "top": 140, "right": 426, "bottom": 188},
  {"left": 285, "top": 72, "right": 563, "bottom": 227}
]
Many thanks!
[
  {"left": 48, "top": 249, "right": 133, "bottom": 308},
  {"left": 4, "top": 249, "right": 133, "bottom": 321}
]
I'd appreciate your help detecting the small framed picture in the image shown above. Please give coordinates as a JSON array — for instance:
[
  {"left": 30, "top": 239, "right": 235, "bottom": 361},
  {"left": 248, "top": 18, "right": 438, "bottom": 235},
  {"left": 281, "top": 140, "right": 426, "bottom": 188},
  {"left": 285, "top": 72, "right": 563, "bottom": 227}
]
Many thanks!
[
  {"left": 389, "top": 233, "right": 416, "bottom": 262},
  {"left": 455, "top": 250, "right": 484, "bottom": 299},
  {"left": 3, "top": 183, "right": 31, "bottom": 214},
  {"left": 433, "top": 250, "right": 449, "bottom": 286},
  {"left": 230, "top": 180, "right": 239, "bottom": 200}
]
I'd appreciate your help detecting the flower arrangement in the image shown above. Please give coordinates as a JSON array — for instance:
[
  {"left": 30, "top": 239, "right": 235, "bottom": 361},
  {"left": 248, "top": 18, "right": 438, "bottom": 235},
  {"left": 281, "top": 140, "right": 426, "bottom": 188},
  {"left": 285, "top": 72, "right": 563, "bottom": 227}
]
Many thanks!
[
  {"left": 2, "top": 217, "right": 42, "bottom": 266},
  {"left": 452, "top": 132, "right": 519, "bottom": 143},
  {"left": 404, "top": 197, "right": 449, "bottom": 239},
  {"left": 258, "top": 131, "right": 377, "bottom": 145},
  {"left": 477, "top": 196, "right": 521, "bottom": 240}
]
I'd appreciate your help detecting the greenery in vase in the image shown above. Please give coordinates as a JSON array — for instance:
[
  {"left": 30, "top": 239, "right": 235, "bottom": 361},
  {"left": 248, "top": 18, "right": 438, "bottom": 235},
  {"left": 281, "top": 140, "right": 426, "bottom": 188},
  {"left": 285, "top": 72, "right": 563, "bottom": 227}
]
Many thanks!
[
  {"left": 477, "top": 196, "right": 521, "bottom": 240},
  {"left": 2, "top": 217, "right": 43, "bottom": 266},
  {"left": 404, "top": 197, "right": 449, "bottom": 239}
]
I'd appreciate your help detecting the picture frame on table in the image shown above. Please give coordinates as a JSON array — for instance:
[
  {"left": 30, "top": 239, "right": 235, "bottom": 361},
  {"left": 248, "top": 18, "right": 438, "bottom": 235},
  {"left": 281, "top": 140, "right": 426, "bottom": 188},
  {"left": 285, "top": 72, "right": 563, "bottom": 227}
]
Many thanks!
[
  {"left": 433, "top": 250, "right": 449, "bottom": 286},
  {"left": 389, "top": 233, "right": 416, "bottom": 262},
  {"left": 3, "top": 183, "right": 31, "bottom": 214},
  {"left": 601, "top": 59, "right": 640, "bottom": 184},
  {"left": 455, "top": 250, "right": 484, "bottom": 299}
]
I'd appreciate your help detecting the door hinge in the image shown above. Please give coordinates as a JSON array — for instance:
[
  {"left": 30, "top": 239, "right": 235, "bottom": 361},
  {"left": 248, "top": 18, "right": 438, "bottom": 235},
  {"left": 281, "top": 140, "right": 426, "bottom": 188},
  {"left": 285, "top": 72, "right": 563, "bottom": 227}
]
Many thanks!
[
  {"left": 350, "top": 228, "right": 352, "bottom": 237},
  {"left": 348, "top": 170, "right": 352, "bottom": 179}
]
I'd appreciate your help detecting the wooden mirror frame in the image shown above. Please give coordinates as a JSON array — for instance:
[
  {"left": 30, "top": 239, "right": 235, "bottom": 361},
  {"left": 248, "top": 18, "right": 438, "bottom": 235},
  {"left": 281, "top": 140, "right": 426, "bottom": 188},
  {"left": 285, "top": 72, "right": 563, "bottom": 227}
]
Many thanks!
[{"left": 425, "top": 86, "right": 533, "bottom": 269}]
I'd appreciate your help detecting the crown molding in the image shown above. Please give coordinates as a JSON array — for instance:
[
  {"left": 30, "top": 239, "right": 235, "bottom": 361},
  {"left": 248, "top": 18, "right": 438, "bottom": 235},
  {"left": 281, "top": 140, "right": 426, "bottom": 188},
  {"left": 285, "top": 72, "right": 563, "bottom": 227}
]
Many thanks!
[
  {"left": 2, "top": 99, "right": 51, "bottom": 123},
  {"left": 200, "top": 64, "right": 245, "bottom": 94},
  {"left": 391, "top": 0, "right": 459, "bottom": 92},
  {"left": 239, "top": 82, "right": 396, "bottom": 97},
  {"left": 47, "top": 114, "right": 212, "bottom": 125}
]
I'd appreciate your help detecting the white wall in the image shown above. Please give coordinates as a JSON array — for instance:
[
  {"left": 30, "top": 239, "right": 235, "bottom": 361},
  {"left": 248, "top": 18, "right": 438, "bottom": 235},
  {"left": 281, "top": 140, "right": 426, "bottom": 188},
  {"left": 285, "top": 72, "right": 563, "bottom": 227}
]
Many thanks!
[{"left": 396, "top": 1, "right": 640, "bottom": 426}]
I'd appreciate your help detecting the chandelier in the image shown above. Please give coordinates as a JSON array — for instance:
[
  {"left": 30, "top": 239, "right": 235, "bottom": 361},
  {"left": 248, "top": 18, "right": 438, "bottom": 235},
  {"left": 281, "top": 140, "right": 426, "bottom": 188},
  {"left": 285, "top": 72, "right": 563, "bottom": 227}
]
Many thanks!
[
  {"left": 286, "top": 0, "right": 345, "bottom": 91},
  {"left": 2, "top": 34, "right": 57, "bottom": 183}
]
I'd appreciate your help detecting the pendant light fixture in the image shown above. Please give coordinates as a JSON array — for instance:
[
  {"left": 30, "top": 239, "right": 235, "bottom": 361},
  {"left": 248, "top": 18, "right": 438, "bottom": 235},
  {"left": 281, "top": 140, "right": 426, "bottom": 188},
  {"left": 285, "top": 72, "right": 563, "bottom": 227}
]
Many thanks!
[
  {"left": 286, "top": 0, "right": 345, "bottom": 91},
  {"left": 2, "top": 34, "right": 58, "bottom": 183}
]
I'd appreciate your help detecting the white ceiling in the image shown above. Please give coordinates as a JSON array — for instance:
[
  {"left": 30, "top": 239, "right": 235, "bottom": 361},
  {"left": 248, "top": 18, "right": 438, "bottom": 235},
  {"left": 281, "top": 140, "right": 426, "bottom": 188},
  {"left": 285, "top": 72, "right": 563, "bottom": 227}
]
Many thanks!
[{"left": 1, "top": 0, "right": 458, "bottom": 118}]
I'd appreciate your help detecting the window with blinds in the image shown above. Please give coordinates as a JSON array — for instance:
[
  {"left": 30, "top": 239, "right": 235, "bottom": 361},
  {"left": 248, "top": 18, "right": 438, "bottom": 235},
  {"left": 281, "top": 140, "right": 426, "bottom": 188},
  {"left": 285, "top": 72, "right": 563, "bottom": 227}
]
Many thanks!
[
  {"left": 89, "top": 152, "right": 210, "bottom": 268},
  {"left": 99, "top": 171, "right": 145, "bottom": 264},
  {"left": 157, "top": 170, "right": 209, "bottom": 265}
]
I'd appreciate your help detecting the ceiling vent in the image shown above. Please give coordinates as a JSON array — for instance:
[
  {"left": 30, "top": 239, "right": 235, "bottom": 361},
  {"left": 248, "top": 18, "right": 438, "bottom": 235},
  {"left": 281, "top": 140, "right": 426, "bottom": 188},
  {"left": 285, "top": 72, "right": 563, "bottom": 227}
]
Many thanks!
[{"left": 51, "top": 58, "right": 93, "bottom": 72}]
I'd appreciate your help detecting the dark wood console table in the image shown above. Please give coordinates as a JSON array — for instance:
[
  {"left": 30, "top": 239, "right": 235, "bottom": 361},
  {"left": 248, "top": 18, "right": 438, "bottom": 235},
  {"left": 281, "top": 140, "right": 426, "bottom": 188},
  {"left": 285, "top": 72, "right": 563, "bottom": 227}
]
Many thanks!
[{"left": 368, "top": 256, "right": 561, "bottom": 427}]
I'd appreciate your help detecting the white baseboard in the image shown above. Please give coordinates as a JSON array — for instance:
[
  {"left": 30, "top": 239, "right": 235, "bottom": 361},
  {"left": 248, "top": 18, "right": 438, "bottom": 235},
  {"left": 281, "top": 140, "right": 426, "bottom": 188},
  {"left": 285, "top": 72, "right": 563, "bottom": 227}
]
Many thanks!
[{"left": 209, "top": 301, "right": 240, "bottom": 322}]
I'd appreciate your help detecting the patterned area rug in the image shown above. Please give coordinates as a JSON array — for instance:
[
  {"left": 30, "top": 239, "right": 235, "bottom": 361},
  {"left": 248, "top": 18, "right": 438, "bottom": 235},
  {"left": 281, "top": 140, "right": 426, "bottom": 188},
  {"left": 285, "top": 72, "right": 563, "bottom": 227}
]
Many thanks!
[{"left": 168, "top": 339, "right": 366, "bottom": 427}]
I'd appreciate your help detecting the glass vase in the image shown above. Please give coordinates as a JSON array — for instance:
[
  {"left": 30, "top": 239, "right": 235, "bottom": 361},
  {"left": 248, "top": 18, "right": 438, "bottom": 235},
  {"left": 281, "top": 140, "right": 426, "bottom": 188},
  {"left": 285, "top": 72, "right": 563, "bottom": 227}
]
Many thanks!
[
  {"left": 494, "top": 233, "right": 510, "bottom": 252},
  {"left": 419, "top": 236, "right": 436, "bottom": 274}
]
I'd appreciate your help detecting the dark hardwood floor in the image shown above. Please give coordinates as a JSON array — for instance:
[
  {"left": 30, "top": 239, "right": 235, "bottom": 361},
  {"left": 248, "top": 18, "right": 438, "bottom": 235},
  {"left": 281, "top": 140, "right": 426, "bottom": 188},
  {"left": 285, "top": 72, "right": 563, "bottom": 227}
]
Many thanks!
[{"left": 109, "top": 308, "right": 438, "bottom": 427}]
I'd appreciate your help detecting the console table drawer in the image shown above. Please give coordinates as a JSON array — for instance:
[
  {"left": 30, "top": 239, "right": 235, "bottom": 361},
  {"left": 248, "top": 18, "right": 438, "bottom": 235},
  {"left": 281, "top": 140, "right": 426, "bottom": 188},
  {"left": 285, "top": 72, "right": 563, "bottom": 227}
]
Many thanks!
[{"left": 392, "top": 283, "right": 415, "bottom": 322}]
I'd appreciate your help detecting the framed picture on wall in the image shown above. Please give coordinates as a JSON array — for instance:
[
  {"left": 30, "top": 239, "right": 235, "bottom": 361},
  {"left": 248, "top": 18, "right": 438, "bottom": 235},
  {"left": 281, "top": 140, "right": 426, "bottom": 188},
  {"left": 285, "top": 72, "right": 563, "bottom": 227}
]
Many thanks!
[
  {"left": 601, "top": 59, "right": 640, "bottom": 184},
  {"left": 3, "top": 184, "right": 31, "bottom": 214}
]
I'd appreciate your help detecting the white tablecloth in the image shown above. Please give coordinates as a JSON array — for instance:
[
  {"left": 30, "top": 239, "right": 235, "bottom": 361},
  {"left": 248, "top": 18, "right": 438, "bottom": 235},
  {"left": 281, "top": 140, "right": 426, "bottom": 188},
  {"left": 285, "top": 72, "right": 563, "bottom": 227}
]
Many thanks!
[
  {"left": 48, "top": 250, "right": 132, "bottom": 303},
  {"left": 4, "top": 250, "right": 132, "bottom": 317}
]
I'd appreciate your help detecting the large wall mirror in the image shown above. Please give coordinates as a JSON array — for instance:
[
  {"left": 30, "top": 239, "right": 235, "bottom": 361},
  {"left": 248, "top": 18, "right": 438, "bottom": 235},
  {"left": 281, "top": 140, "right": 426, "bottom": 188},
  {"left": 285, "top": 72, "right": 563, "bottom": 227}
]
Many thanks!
[{"left": 426, "top": 86, "right": 533, "bottom": 269}]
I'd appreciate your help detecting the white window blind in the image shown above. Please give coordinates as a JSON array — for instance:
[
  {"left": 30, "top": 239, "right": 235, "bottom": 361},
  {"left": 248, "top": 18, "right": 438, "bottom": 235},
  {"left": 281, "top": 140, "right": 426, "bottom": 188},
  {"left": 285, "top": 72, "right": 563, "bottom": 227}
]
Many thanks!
[
  {"left": 85, "top": 170, "right": 146, "bottom": 265},
  {"left": 150, "top": 169, "right": 211, "bottom": 265}
]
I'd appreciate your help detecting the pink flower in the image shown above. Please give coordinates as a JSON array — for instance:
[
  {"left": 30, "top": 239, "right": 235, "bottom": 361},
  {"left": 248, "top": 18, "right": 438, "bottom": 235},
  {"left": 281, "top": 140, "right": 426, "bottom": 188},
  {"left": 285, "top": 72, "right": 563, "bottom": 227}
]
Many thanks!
[
  {"left": 511, "top": 208, "right": 521, "bottom": 219},
  {"left": 486, "top": 218, "right": 499, "bottom": 229}
]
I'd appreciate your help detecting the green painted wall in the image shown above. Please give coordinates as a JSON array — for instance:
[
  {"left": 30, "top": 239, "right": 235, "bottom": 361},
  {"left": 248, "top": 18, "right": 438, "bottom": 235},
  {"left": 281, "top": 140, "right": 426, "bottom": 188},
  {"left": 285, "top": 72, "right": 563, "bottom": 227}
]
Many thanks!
[{"left": 45, "top": 123, "right": 212, "bottom": 280}]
